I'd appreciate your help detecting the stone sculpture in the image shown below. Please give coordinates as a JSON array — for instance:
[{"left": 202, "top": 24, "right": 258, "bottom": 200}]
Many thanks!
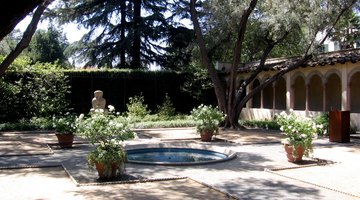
[{"left": 90, "top": 90, "right": 106, "bottom": 112}]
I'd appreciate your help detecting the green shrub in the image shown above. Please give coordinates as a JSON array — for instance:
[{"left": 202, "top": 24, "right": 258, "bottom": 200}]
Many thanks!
[
  {"left": 240, "top": 119, "right": 280, "bottom": 130},
  {"left": 157, "top": 93, "right": 176, "bottom": 120},
  {"left": 132, "top": 119, "right": 197, "bottom": 129},
  {"left": 0, "top": 117, "right": 53, "bottom": 131},
  {"left": 0, "top": 63, "right": 71, "bottom": 122},
  {"left": 314, "top": 113, "right": 329, "bottom": 136},
  {"left": 126, "top": 94, "right": 150, "bottom": 118}
]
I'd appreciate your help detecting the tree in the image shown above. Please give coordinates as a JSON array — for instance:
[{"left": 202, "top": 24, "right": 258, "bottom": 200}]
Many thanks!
[
  {"left": 160, "top": 26, "right": 195, "bottom": 71},
  {"left": 328, "top": 10, "right": 360, "bottom": 49},
  {"left": 190, "top": 0, "right": 358, "bottom": 128},
  {"left": 0, "top": 0, "right": 54, "bottom": 76},
  {"left": 0, "top": 30, "right": 22, "bottom": 56},
  {"left": 26, "top": 26, "right": 69, "bottom": 65},
  {"left": 55, "top": 0, "right": 170, "bottom": 69}
]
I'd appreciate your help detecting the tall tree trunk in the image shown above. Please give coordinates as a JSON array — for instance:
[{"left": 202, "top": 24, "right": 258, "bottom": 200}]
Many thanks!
[
  {"left": 190, "top": 0, "right": 227, "bottom": 113},
  {"left": 120, "top": 0, "right": 126, "bottom": 68},
  {"left": 130, "top": 0, "right": 141, "bottom": 69},
  {"left": 225, "top": 0, "right": 257, "bottom": 129},
  {"left": 0, "top": 0, "right": 53, "bottom": 76}
]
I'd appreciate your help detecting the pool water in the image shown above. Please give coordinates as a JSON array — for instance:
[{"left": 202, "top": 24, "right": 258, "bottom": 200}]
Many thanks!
[{"left": 126, "top": 148, "right": 234, "bottom": 165}]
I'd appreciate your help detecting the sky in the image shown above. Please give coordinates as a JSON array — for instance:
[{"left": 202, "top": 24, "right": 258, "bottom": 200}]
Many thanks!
[{"left": 16, "top": 17, "right": 87, "bottom": 43}]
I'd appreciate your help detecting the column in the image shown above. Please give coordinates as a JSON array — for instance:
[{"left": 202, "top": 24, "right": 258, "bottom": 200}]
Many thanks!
[
  {"left": 341, "top": 64, "right": 348, "bottom": 111},
  {"left": 286, "top": 73, "right": 291, "bottom": 111},
  {"left": 323, "top": 81, "right": 327, "bottom": 112}
]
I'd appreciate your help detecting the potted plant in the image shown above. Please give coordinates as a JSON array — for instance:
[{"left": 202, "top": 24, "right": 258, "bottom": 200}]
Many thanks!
[
  {"left": 275, "top": 110, "right": 318, "bottom": 162},
  {"left": 75, "top": 105, "right": 135, "bottom": 179},
  {"left": 53, "top": 114, "right": 76, "bottom": 148},
  {"left": 191, "top": 104, "right": 225, "bottom": 141}
]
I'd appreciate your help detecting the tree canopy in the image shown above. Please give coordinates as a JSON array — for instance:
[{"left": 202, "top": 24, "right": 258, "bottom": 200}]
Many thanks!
[
  {"left": 26, "top": 26, "right": 69, "bottom": 66},
  {"left": 54, "top": 0, "right": 194, "bottom": 69}
]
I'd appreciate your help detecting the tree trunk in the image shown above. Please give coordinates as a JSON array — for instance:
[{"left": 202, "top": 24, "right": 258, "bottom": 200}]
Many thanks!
[
  {"left": 224, "top": 0, "right": 258, "bottom": 129},
  {"left": 0, "top": 0, "right": 43, "bottom": 41},
  {"left": 120, "top": 0, "right": 126, "bottom": 68},
  {"left": 0, "top": 0, "right": 53, "bottom": 76},
  {"left": 190, "top": 0, "right": 227, "bottom": 114},
  {"left": 130, "top": 0, "right": 141, "bottom": 69}
]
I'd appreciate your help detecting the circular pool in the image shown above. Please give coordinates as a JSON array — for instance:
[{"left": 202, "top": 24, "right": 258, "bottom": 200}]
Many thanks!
[{"left": 126, "top": 147, "right": 236, "bottom": 165}]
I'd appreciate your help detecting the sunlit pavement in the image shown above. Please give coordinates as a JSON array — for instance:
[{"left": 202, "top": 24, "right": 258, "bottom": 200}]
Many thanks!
[{"left": 0, "top": 128, "right": 359, "bottom": 199}]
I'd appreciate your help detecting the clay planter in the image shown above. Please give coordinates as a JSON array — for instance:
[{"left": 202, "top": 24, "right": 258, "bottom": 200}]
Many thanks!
[
  {"left": 95, "top": 162, "right": 122, "bottom": 179},
  {"left": 284, "top": 144, "right": 305, "bottom": 162},
  {"left": 200, "top": 130, "right": 213, "bottom": 142},
  {"left": 55, "top": 133, "right": 74, "bottom": 148}
]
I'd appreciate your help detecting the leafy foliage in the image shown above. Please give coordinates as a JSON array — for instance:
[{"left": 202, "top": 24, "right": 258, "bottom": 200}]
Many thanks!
[
  {"left": 0, "top": 57, "right": 71, "bottom": 122},
  {"left": 126, "top": 94, "right": 151, "bottom": 118},
  {"left": 314, "top": 113, "right": 329, "bottom": 136},
  {"left": 191, "top": 104, "right": 225, "bottom": 135},
  {"left": 25, "top": 26, "right": 69, "bottom": 66},
  {"left": 328, "top": 10, "right": 360, "bottom": 49},
  {"left": 54, "top": 0, "right": 178, "bottom": 69},
  {"left": 87, "top": 143, "right": 127, "bottom": 176},
  {"left": 52, "top": 114, "right": 76, "bottom": 134},
  {"left": 75, "top": 107, "right": 135, "bottom": 146},
  {"left": 275, "top": 111, "right": 318, "bottom": 156},
  {"left": 240, "top": 119, "right": 280, "bottom": 130},
  {"left": 157, "top": 93, "right": 176, "bottom": 120},
  {"left": 75, "top": 106, "right": 135, "bottom": 177}
]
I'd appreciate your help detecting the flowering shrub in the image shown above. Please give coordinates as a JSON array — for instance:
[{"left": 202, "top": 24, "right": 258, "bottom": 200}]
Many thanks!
[
  {"left": 75, "top": 106, "right": 135, "bottom": 145},
  {"left": 52, "top": 114, "right": 76, "bottom": 134},
  {"left": 191, "top": 104, "right": 225, "bottom": 135},
  {"left": 75, "top": 105, "right": 135, "bottom": 176},
  {"left": 275, "top": 110, "right": 318, "bottom": 156}
]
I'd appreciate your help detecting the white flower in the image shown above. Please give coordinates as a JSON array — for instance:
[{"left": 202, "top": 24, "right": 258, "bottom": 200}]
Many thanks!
[
  {"left": 79, "top": 114, "right": 84, "bottom": 119},
  {"left": 108, "top": 105, "right": 115, "bottom": 112}
]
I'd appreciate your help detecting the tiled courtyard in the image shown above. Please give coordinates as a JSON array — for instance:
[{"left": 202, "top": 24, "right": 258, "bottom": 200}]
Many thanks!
[{"left": 0, "top": 128, "right": 359, "bottom": 199}]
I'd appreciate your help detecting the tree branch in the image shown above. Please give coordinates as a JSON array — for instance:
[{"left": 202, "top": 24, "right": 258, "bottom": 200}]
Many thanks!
[{"left": 0, "top": 0, "right": 54, "bottom": 76}]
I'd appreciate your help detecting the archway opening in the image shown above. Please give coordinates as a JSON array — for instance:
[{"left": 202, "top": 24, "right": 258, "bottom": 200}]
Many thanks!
[
  {"left": 293, "top": 76, "right": 306, "bottom": 110},
  {"left": 326, "top": 74, "right": 341, "bottom": 111},
  {"left": 308, "top": 74, "right": 323, "bottom": 111}
]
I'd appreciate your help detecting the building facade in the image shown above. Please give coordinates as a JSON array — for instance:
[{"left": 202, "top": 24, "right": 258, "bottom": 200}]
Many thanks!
[{"left": 222, "top": 49, "right": 360, "bottom": 130}]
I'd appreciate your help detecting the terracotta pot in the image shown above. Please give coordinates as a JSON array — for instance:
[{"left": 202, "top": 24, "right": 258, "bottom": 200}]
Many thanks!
[
  {"left": 200, "top": 130, "right": 213, "bottom": 142},
  {"left": 284, "top": 144, "right": 305, "bottom": 162},
  {"left": 55, "top": 133, "right": 74, "bottom": 148},
  {"left": 95, "top": 162, "right": 122, "bottom": 178}
]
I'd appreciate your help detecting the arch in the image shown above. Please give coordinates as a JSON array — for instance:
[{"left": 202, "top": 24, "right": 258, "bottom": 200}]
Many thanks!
[
  {"left": 325, "top": 73, "right": 341, "bottom": 111},
  {"left": 252, "top": 79, "right": 261, "bottom": 108},
  {"left": 293, "top": 76, "right": 306, "bottom": 110},
  {"left": 350, "top": 71, "right": 360, "bottom": 112},
  {"left": 307, "top": 70, "right": 324, "bottom": 84},
  {"left": 308, "top": 74, "right": 323, "bottom": 111},
  {"left": 274, "top": 77, "right": 286, "bottom": 110},
  {"left": 291, "top": 72, "right": 306, "bottom": 85},
  {"left": 348, "top": 67, "right": 360, "bottom": 85},
  {"left": 324, "top": 69, "right": 341, "bottom": 81}
]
